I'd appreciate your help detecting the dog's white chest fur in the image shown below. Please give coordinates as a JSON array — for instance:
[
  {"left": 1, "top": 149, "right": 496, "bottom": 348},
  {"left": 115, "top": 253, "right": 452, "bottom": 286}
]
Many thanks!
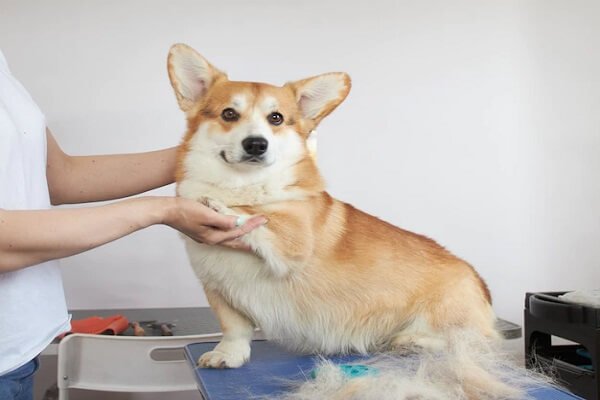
[
  {"left": 184, "top": 234, "right": 378, "bottom": 354},
  {"left": 185, "top": 239, "right": 303, "bottom": 341},
  {"left": 178, "top": 173, "right": 311, "bottom": 344}
]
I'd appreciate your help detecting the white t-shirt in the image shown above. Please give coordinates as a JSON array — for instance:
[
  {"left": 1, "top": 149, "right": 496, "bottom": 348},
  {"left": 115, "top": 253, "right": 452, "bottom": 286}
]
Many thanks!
[{"left": 0, "top": 50, "right": 70, "bottom": 375}]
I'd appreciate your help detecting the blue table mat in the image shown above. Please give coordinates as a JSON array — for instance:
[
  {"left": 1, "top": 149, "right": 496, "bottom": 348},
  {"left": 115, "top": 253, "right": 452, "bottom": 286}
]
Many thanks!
[{"left": 184, "top": 340, "right": 582, "bottom": 400}]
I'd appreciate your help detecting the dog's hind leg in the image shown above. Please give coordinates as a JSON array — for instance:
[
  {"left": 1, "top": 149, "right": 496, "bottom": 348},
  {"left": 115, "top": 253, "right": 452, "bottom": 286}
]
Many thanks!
[
  {"left": 198, "top": 288, "right": 255, "bottom": 368},
  {"left": 389, "top": 315, "right": 448, "bottom": 352}
]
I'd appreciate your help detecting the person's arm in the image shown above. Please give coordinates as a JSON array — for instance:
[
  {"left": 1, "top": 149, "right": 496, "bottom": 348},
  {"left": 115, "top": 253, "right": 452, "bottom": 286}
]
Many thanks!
[
  {"left": 0, "top": 129, "right": 266, "bottom": 273},
  {"left": 0, "top": 197, "right": 265, "bottom": 273},
  {"left": 46, "top": 129, "right": 179, "bottom": 205}
]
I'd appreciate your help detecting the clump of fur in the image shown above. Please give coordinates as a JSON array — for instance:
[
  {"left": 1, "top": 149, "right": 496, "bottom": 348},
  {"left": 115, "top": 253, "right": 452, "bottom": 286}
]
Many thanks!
[{"left": 261, "top": 331, "right": 554, "bottom": 400}]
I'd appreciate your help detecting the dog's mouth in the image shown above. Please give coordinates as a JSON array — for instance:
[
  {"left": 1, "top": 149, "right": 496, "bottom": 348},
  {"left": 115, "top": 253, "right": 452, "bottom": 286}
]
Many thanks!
[
  {"left": 241, "top": 155, "right": 265, "bottom": 164},
  {"left": 220, "top": 151, "right": 266, "bottom": 165},
  {"left": 219, "top": 151, "right": 229, "bottom": 163}
]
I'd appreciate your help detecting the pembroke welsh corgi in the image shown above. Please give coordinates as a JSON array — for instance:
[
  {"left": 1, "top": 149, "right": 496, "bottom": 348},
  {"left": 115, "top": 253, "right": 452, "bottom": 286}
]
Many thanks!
[{"left": 167, "top": 44, "right": 498, "bottom": 373}]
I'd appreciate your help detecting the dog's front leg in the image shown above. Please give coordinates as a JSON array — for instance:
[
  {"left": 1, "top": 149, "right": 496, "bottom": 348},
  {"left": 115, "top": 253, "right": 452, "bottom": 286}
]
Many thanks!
[
  {"left": 199, "top": 197, "right": 313, "bottom": 278},
  {"left": 198, "top": 288, "right": 254, "bottom": 368},
  {"left": 239, "top": 225, "right": 308, "bottom": 278},
  {"left": 236, "top": 207, "right": 314, "bottom": 278}
]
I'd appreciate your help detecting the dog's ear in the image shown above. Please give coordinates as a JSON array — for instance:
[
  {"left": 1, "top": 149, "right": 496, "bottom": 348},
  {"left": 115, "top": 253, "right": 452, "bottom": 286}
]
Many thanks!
[
  {"left": 286, "top": 72, "right": 351, "bottom": 128},
  {"left": 167, "top": 44, "right": 226, "bottom": 112}
]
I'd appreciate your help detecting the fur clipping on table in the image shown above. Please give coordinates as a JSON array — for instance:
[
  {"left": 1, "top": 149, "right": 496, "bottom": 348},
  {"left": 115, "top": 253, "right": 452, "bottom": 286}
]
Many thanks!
[{"left": 260, "top": 330, "right": 554, "bottom": 400}]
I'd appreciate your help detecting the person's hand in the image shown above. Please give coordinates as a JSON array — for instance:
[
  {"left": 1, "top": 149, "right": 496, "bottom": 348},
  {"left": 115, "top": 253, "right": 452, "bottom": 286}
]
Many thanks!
[{"left": 161, "top": 197, "right": 266, "bottom": 250}]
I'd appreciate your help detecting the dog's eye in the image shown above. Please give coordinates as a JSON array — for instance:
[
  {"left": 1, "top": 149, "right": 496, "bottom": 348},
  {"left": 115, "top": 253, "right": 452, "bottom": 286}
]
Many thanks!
[
  {"left": 221, "top": 108, "right": 240, "bottom": 122},
  {"left": 267, "top": 112, "right": 284, "bottom": 126}
]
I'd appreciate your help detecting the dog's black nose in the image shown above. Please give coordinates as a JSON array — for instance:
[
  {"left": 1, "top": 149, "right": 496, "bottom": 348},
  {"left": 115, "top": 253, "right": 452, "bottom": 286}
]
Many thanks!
[{"left": 242, "top": 137, "right": 269, "bottom": 156}]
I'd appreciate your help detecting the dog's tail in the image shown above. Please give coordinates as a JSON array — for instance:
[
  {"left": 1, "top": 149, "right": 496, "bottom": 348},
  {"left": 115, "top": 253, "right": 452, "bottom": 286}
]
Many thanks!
[{"left": 271, "top": 330, "right": 553, "bottom": 400}]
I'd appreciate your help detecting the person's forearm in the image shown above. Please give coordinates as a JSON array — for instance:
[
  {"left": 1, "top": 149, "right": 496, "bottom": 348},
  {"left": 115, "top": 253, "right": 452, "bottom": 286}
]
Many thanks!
[
  {"left": 46, "top": 129, "right": 179, "bottom": 204},
  {"left": 53, "top": 147, "right": 179, "bottom": 204},
  {"left": 0, "top": 197, "right": 171, "bottom": 273}
]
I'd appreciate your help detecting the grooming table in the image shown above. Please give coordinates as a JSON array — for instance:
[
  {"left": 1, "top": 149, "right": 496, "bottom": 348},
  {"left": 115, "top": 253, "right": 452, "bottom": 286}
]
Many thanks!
[{"left": 184, "top": 340, "right": 583, "bottom": 400}]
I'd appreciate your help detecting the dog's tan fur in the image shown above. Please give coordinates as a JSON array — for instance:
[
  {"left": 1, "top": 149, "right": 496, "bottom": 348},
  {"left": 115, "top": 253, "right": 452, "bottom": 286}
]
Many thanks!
[{"left": 167, "top": 44, "right": 498, "bottom": 372}]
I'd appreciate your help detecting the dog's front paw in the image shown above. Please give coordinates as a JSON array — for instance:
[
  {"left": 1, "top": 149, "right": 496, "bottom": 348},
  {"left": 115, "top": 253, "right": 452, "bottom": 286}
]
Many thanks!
[
  {"left": 198, "top": 196, "right": 229, "bottom": 214},
  {"left": 197, "top": 341, "right": 251, "bottom": 369}
]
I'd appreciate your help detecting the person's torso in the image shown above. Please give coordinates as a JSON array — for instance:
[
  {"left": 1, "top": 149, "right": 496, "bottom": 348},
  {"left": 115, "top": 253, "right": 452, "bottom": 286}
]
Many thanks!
[{"left": 0, "top": 49, "right": 70, "bottom": 375}]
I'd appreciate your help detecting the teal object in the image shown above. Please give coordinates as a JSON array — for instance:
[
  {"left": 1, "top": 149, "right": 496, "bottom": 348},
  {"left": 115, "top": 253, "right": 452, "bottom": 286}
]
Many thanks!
[
  {"left": 310, "top": 364, "right": 379, "bottom": 379},
  {"left": 575, "top": 348, "right": 594, "bottom": 371}
]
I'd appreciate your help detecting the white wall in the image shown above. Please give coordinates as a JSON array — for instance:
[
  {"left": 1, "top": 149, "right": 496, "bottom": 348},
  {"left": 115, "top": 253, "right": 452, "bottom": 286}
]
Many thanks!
[{"left": 1, "top": 0, "right": 599, "bottom": 331}]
